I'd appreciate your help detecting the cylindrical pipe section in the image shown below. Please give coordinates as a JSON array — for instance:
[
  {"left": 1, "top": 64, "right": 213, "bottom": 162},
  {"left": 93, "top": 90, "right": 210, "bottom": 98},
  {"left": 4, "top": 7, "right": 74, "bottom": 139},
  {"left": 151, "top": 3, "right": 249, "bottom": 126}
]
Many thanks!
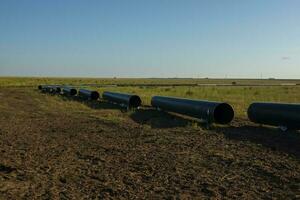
[
  {"left": 41, "top": 85, "right": 50, "bottom": 93},
  {"left": 248, "top": 102, "right": 300, "bottom": 129},
  {"left": 39, "top": 85, "right": 61, "bottom": 93},
  {"left": 54, "top": 86, "right": 61, "bottom": 93},
  {"left": 62, "top": 87, "right": 77, "bottom": 96},
  {"left": 102, "top": 91, "right": 142, "bottom": 108},
  {"left": 151, "top": 96, "right": 234, "bottom": 124},
  {"left": 39, "top": 85, "right": 50, "bottom": 91},
  {"left": 78, "top": 89, "right": 100, "bottom": 100},
  {"left": 40, "top": 85, "right": 56, "bottom": 93}
]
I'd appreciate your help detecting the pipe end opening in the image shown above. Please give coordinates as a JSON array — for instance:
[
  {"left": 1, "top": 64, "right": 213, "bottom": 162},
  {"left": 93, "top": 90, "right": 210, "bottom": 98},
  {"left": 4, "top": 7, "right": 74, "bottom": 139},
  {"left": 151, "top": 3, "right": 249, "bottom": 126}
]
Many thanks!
[
  {"left": 56, "top": 87, "right": 61, "bottom": 93},
  {"left": 214, "top": 103, "right": 234, "bottom": 124},
  {"left": 70, "top": 89, "right": 77, "bottom": 96},
  {"left": 91, "top": 91, "right": 100, "bottom": 100},
  {"left": 129, "top": 95, "right": 142, "bottom": 108}
]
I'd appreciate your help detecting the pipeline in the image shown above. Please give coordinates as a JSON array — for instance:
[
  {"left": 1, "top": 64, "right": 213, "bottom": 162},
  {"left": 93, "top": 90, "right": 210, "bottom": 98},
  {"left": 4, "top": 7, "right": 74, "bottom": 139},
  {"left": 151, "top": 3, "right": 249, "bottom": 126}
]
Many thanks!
[
  {"left": 151, "top": 96, "right": 234, "bottom": 124},
  {"left": 62, "top": 87, "right": 77, "bottom": 96},
  {"left": 54, "top": 86, "right": 62, "bottom": 93},
  {"left": 248, "top": 102, "right": 300, "bottom": 130},
  {"left": 78, "top": 89, "right": 100, "bottom": 100},
  {"left": 50, "top": 85, "right": 61, "bottom": 93},
  {"left": 38, "top": 85, "right": 61, "bottom": 93},
  {"left": 38, "top": 85, "right": 51, "bottom": 92},
  {"left": 102, "top": 91, "right": 142, "bottom": 108}
]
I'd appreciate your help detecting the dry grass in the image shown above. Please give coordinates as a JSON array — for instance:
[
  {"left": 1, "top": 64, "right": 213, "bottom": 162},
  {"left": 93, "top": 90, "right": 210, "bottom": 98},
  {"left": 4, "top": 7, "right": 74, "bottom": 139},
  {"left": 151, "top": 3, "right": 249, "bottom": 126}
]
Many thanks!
[
  {"left": 89, "top": 85, "right": 300, "bottom": 118},
  {"left": 1, "top": 77, "right": 299, "bottom": 118},
  {"left": 0, "top": 77, "right": 299, "bottom": 87}
]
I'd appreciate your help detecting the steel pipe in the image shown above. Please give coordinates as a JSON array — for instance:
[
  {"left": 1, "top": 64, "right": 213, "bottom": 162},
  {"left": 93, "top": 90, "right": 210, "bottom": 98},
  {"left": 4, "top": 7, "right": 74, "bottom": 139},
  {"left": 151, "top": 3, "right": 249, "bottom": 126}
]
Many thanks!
[
  {"left": 248, "top": 102, "right": 300, "bottom": 130},
  {"left": 39, "top": 85, "right": 56, "bottom": 93},
  {"left": 38, "top": 85, "right": 51, "bottom": 91},
  {"left": 151, "top": 96, "right": 234, "bottom": 124},
  {"left": 62, "top": 87, "right": 77, "bottom": 96},
  {"left": 78, "top": 89, "right": 100, "bottom": 100},
  {"left": 102, "top": 91, "right": 142, "bottom": 108},
  {"left": 38, "top": 85, "right": 61, "bottom": 93},
  {"left": 42, "top": 85, "right": 53, "bottom": 93},
  {"left": 54, "top": 86, "right": 61, "bottom": 93}
]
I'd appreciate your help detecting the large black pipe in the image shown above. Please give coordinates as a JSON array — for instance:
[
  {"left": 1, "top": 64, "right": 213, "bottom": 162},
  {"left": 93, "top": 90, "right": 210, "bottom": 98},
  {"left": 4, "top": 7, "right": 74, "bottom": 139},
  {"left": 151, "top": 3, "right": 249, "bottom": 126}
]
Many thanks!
[
  {"left": 102, "top": 91, "right": 142, "bottom": 108},
  {"left": 38, "top": 85, "right": 51, "bottom": 91},
  {"left": 78, "top": 89, "right": 100, "bottom": 100},
  {"left": 248, "top": 102, "right": 300, "bottom": 130},
  {"left": 38, "top": 85, "right": 61, "bottom": 93},
  {"left": 62, "top": 87, "right": 77, "bottom": 96},
  {"left": 49, "top": 85, "right": 61, "bottom": 93},
  {"left": 151, "top": 96, "right": 234, "bottom": 124},
  {"left": 39, "top": 85, "right": 56, "bottom": 93},
  {"left": 41, "top": 85, "right": 52, "bottom": 93},
  {"left": 54, "top": 86, "right": 61, "bottom": 93}
]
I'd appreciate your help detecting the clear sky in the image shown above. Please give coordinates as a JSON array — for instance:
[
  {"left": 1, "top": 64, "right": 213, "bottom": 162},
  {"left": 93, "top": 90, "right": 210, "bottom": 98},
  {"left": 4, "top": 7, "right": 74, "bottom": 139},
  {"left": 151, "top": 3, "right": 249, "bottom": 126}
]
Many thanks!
[{"left": 0, "top": 0, "right": 299, "bottom": 78}]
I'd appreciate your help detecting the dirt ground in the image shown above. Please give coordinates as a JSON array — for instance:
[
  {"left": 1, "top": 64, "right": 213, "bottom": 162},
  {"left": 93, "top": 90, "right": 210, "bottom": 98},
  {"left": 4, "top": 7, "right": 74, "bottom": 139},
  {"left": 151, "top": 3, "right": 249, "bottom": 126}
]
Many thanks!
[{"left": 0, "top": 87, "right": 299, "bottom": 199}]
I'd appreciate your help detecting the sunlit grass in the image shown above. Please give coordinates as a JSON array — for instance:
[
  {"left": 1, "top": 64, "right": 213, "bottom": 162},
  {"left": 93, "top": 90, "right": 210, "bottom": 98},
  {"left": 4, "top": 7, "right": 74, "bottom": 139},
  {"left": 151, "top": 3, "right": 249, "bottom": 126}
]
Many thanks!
[
  {"left": 1, "top": 77, "right": 299, "bottom": 118},
  {"left": 89, "top": 85, "right": 300, "bottom": 118},
  {"left": 1, "top": 77, "right": 299, "bottom": 87}
]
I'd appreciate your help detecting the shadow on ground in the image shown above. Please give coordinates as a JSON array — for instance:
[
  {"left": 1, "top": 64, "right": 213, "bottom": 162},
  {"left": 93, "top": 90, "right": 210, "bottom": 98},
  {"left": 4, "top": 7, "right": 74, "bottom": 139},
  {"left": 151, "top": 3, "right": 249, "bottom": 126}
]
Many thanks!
[
  {"left": 216, "top": 125, "right": 300, "bottom": 159},
  {"left": 58, "top": 94, "right": 201, "bottom": 129},
  {"left": 129, "top": 108, "right": 198, "bottom": 129}
]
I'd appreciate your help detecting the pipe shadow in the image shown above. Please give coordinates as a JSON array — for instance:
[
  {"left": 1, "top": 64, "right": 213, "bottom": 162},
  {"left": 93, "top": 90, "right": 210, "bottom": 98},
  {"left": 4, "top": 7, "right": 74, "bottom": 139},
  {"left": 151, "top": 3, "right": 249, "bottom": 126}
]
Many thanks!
[
  {"left": 59, "top": 94, "right": 202, "bottom": 128},
  {"left": 216, "top": 125, "right": 300, "bottom": 159},
  {"left": 57, "top": 94, "right": 210, "bottom": 129},
  {"left": 129, "top": 108, "right": 199, "bottom": 129}
]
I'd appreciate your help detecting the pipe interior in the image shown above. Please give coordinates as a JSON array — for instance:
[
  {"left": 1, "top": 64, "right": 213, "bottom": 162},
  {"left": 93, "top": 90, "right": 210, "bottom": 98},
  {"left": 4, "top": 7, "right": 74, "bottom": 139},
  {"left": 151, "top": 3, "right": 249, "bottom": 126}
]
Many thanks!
[
  {"left": 214, "top": 103, "right": 234, "bottom": 124},
  {"left": 129, "top": 96, "right": 142, "bottom": 108},
  {"left": 90, "top": 91, "right": 100, "bottom": 100},
  {"left": 70, "top": 89, "right": 77, "bottom": 96}
]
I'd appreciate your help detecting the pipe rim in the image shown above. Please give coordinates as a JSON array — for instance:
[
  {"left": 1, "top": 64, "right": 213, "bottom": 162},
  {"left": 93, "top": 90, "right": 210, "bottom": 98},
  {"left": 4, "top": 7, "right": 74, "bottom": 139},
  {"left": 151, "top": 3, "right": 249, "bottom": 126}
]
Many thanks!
[
  {"left": 56, "top": 87, "right": 61, "bottom": 93},
  {"left": 70, "top": 89, "right": 77, "bottom": 96},
  {"left": 213, "top": 103, "right": 234, "bottom": 124},
  {"left": 129, "top": 95, "right": 142, "bottom": 108},
  {"left": 90, "top": 91, "right": 100, "bottom": 100}
]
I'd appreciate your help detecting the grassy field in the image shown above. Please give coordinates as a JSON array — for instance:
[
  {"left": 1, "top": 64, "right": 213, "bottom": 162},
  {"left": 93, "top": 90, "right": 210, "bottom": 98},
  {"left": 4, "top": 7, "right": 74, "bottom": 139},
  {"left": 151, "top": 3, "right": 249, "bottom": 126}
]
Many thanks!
[
  {"left": 91, "top": 85, "right": 300, "bottom": 118},
  {"left": 1, "top": 77, "right": 300, "bottom": 118},
  {"left": 1, "top": 76, "right": 300, "bottom": 87},
  {"left": 0, "top": 77, "right": 300, "bottom": 199}
]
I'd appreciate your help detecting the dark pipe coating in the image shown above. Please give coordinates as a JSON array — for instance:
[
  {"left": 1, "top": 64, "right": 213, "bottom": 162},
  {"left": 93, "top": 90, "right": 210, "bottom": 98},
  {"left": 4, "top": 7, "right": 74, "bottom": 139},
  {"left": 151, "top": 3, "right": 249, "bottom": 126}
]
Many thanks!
[
  {"left": 248, "top": 102, "right": 300, "bottom": 130},
  {"left": 102, "top": 91, "right": 142, "bottom": 108},
  {"left": 62, "top": 87, "right": 77, "bottom": 96},
  {"left": 151, "top": 96, "right": 234, "bottom": 124},
  {"left": 78, "top": 89, "right": 100, "bottom": 100}
]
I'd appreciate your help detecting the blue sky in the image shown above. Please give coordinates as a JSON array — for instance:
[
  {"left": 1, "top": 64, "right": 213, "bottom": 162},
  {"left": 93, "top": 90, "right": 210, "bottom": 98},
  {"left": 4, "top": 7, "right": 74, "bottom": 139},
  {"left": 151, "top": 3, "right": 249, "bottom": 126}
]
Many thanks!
[{"left": 0, "top": 0, "right": 299, "bottom": 78}]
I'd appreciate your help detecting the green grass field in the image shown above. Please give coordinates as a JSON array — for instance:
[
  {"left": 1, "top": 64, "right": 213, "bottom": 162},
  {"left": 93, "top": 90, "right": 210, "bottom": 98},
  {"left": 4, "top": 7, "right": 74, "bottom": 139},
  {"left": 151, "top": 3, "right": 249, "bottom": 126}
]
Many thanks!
[
  {"left": 91, "top": 85, "right": 300, "bottom": 118},
  {"left": 1, "top": 76, "right": 299, "bottom": 87},
  {"left": 1, "top": 77, "right": 300, "bottom": 118}
]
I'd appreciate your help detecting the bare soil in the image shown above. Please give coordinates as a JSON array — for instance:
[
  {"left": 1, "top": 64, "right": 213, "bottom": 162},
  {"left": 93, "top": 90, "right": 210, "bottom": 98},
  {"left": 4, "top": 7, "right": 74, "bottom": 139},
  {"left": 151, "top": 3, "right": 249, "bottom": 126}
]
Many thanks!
[{"left": 0, "top": 88, "right": 299, "bottom": 199}]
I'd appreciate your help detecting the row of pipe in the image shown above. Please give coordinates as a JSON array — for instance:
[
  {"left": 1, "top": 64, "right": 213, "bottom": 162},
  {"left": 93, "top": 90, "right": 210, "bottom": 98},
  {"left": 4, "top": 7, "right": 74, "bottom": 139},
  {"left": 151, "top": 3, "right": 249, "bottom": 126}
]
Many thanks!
[
  {"left": 38, "top": 85, "right": 300, "bottom": 130},
  {"left": 38, "top": 85, "right": 141, "bottom": 108}
]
